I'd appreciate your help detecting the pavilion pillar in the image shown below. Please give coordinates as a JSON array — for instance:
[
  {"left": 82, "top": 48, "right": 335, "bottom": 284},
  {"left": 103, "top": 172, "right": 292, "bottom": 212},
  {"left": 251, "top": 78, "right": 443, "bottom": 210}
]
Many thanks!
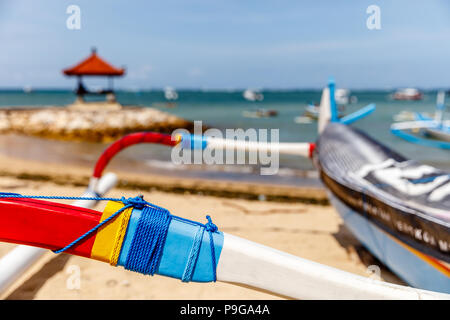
[
  {"left": 106, "top": 76, "right": 116, "bottom": 103},
  {"left": 108, "top": 76, "right": 114, "bottom": 91},
  {"left": 76, "top": 76, "right": 85, "bottom": 103}
]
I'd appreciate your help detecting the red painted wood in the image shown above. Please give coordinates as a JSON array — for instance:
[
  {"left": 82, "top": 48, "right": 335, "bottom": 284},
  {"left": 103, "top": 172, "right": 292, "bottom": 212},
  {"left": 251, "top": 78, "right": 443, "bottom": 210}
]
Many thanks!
[
  {"left": 93, "top": 132, "right": 178, "bottom": 178},
  {"left": 308, "top": 143, "right": 316, "bottom": 158},
  {"left": 63, "top": 49, "right": 125, "bottom": 76},
  {"left": 0, "top": 198, "right": 102, "bottom": 258}
]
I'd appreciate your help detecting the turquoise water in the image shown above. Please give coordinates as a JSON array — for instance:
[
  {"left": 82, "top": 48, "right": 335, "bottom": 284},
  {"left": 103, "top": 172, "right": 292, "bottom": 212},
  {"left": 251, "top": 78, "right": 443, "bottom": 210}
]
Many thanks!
[{"left": 0, "top": 90, "right": 448, "bottom": 183}]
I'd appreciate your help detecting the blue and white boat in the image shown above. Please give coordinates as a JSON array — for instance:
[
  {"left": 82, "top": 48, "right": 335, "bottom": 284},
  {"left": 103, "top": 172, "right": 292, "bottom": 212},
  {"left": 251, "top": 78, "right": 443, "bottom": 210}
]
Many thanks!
[
  {"left": 315, "top": 80, "right": 450, "bottom": 293},
  {"left": 391, "top": 91, "right": 450, "bottom": 149},
  {"left": 303, "top": 88, "right": 351, "bottom": 120}
]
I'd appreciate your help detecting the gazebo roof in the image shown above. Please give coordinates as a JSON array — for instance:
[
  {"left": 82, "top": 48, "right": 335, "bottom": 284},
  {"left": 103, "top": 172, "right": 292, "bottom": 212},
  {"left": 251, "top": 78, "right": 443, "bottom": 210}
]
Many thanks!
[{"left": 63, "top": 48, "right": 125, "bottom": 77}]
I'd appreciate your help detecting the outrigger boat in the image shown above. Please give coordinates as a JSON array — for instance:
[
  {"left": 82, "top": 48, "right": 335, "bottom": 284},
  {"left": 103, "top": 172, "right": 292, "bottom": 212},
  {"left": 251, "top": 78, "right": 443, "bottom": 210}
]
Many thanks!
[
  {"left": 242, "top": 108, "right": 278, "bottom": 118},
  {"left": 301, "top": 86, "right": 353, "bottom": 121},
  {"left": 317, "top": 81, "right": 449, "bottom": 293},
  {"left": 0, "top": 79, "right": 447, "bottom": 299},
  {"left": 391, "top": 91, "right": 450, "bottom": 149},
  {"left": 243, "top": 89, "right": 264, "bottom": 102},
  {"left": 303, "top": 103, "right": 344, "bottom": 120}
]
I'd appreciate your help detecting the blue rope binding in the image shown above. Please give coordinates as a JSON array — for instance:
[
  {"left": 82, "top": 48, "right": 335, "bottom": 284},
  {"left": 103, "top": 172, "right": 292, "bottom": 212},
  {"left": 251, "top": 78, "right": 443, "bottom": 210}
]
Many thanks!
[{"left": 0, "top": 193, "right": 219, "bottom": 282}]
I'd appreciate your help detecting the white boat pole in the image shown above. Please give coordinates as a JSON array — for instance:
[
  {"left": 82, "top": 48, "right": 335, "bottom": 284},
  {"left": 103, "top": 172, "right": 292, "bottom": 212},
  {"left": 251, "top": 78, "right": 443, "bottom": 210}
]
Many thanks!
[
  {"left": 0, "top": 172, "right": 118, "bottom": 296},
  {"left": 217, "top": 234, "right": 450, "bottom": 300},
  {"left": 206, "top": 138, "right": 313, "bottom": 157},
  {"left": 390, "top": 121, "right": 440, "bottom": 130},
  {"left": 435, "top": 91, "right": 446, "bottom": 124}
]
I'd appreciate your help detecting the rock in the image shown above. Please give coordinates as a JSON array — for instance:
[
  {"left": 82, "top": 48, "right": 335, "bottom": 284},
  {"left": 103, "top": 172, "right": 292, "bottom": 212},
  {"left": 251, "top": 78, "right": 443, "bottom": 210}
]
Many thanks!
[{"left": 0, "top": 105, "right": 195, "bottom": 142}]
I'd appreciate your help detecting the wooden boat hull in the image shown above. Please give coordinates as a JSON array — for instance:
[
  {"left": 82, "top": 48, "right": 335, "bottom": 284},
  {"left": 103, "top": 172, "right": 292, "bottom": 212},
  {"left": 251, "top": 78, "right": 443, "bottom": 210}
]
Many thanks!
[
  {"left": 315, "top": 122, "right": 450, "bottom": 293},
  {"left": 329, "top": 192, "right": 450, "bottom": 293}
]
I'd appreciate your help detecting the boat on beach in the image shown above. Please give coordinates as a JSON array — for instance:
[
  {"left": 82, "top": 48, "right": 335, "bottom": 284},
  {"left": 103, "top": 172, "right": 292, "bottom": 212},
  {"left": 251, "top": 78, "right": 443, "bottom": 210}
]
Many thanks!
[
  {"left": 316, "top": 123, "right": 450, "bottom": 292},
  {"left": 315, "top": 80, "right": 449, "bottom": 293}
]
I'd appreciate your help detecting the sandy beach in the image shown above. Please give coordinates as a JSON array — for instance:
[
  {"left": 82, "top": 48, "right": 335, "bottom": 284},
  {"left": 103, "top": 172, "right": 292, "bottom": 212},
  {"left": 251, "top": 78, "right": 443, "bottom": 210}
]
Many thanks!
[{"left": 0, "top": 155, "right": 403, "bottom": 300}]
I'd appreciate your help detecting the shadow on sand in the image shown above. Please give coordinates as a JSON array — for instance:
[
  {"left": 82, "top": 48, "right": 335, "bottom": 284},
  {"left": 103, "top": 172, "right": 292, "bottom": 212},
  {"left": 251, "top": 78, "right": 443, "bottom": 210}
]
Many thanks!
[
  {"left": 332, "top": 223, "right": 405, "bottom": 286},
  {"left": 6, "top": 254, "right": 71, "bottom": 300}
]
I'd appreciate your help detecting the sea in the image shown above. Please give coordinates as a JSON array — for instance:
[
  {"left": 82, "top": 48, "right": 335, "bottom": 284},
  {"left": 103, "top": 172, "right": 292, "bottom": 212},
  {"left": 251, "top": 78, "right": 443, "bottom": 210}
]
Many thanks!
[{"left": 0, "top": 89, "right": 448, "bottom": 188}]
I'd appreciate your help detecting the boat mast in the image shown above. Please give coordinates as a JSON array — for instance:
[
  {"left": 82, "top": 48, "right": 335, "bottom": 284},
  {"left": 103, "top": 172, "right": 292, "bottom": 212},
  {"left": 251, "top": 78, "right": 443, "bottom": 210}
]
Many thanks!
[{"left": 435, "top": 91, "right": 446, "bottom": 125}]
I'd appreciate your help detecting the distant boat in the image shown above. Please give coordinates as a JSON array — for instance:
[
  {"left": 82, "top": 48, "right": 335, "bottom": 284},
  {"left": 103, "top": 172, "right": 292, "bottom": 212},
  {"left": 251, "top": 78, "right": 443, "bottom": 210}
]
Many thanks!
[
  {"left": 303, "top": 104, "right": 321, "bottom": 119},
  {"left": 393, "top": 110, "right": 416, "bottom": 122},
  {"left": 391, "top": 91, "right": 450, "bottom": 148},
  {"left": 335, "top": 88, "right": 350, "bottom": 105},
  {"left": 393, "top": 88, "right": 423, "bottom": 101},
  {"left": 23, "top": 85, "right": 33, "bottom": 93},
  {"left": 242, "top": 108, "right": 277, "bottom": 118},
  {"left": 293, "top": 116, "right": 313, "bottom": 124},
  {"left": 303, "top": 103, "right": 345, "bottom": 120},
  {"left": 243, "top": 89, "right": 264, "bottom": 102},
  {"left": 301, "top": 88, "right": 352, "bottom": 121},
  {"left": 164, "top": 87, "right": 178, "bottom": 101}
]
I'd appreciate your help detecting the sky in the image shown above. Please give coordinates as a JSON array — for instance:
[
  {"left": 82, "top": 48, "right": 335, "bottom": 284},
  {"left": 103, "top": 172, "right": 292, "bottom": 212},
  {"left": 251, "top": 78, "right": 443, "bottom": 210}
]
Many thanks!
[{"left": 1, "top": 0, "right": 450, "bottom": 90}]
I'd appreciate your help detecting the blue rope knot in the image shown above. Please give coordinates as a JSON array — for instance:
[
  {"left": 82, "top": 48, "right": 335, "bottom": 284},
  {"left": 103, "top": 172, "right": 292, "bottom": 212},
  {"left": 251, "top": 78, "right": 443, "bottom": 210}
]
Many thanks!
[
  {"left": 124, "top": 200, "right": 172, "bottom": 276},
  {"left": 205, "top": 215, "right": 218, "bottom": 232},
  {"left": 120, "top": 195, "right": 148, "bottom": 209},
  {"left": 179, "top": 214, "right": 219, "bottom": 282}
]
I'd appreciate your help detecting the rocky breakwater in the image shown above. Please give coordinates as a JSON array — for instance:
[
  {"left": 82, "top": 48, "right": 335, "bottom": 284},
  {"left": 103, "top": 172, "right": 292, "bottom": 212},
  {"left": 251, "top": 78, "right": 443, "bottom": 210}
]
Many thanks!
[{"left": 0, "top": 105, "right": 194, "bottom": 142}]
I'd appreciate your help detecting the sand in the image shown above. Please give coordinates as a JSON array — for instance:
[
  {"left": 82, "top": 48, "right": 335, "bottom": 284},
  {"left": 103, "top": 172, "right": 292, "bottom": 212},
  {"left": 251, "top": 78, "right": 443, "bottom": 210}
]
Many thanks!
[
  {"left": 0, "top": 152, "right": 327, "bottom": 204},
  {"left": 0, "top": 172, "right": 403, "bottom": 300}
]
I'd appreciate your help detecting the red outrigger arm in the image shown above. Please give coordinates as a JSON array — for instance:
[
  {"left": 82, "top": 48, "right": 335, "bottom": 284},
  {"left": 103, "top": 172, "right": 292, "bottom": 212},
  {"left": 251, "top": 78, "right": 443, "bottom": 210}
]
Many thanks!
[
  {"left": 93, "top": 132, "right": 177, "bottom": 179},
  {"left": 91, "top": 131, "right": 315, "bottom": 182},
  {"left": 0, "top": 197, "right": 101, "bottom": 258}
]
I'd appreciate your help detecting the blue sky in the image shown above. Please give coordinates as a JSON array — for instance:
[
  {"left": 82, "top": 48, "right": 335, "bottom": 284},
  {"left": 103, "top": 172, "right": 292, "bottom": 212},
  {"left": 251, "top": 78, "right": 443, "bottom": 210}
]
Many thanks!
[{"left": 1, "top": 0, "right": 450, "bottom": 89}]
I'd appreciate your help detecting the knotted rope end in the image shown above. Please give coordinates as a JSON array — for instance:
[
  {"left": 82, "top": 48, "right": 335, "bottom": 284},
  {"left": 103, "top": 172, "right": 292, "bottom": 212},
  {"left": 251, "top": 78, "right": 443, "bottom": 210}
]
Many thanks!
[{"left": 205, "top": 215, "right": 218, "bottom": 233}]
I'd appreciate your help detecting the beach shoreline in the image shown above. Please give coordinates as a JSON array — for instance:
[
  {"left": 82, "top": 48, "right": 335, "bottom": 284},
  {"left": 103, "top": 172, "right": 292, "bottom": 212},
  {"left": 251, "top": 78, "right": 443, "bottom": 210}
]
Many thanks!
[{"left": 0, "top": 152, "right": 327, "bottom": 204}]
